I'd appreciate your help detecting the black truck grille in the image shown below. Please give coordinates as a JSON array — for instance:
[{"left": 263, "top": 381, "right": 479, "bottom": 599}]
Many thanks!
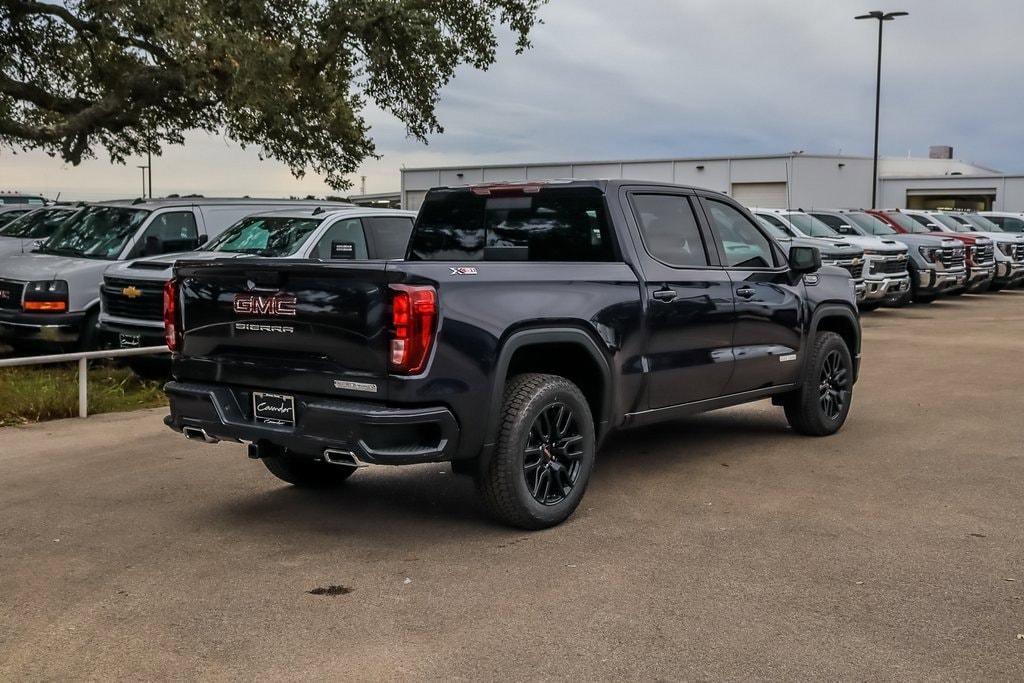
[
  {"left": 102, "top": 277, "right": 164, "bottom": 321},
  {"left": 842, "top": 262, "right": 864, "bottom": 279},
  {"left": 871, "top": 257, "right": 908, "bottom": 275},
  {"left": 972, "top": 243, "right": 995, "bottom": 266},
  {"left": 0, "top": 279, "right": 24, "bottom": 310},
  {"left": 940, "top": 248, "right": 965, "bottom": 269},
  {"left": 1011, "top": 244, "right": 1024, "bottom": 262}
]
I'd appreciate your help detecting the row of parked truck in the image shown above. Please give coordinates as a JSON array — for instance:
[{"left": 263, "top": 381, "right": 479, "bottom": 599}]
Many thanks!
[
  {"left": 2, "top": 182, "right": 1024, "bottom": 528},
  {"left": 2, "top": 195, "right": 1022, "bottom": 358}
]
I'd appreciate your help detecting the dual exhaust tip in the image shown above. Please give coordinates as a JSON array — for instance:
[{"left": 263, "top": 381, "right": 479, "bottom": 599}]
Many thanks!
[{"left": 181, "top": 427, "right": 368, "bottom": 469}]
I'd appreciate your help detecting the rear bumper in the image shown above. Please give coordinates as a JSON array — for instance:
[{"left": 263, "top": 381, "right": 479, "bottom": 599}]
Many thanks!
[
  {"left": 164, "top": 381, "right": 460, "bottom": 465},
  {"left": 0, "top": 309, "right": 85, "bottom": 343}
]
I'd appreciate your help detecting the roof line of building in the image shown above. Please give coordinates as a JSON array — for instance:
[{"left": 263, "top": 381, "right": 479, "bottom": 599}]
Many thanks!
[{"left": 402, "top": 152, "right": 990, "bottom": 174}]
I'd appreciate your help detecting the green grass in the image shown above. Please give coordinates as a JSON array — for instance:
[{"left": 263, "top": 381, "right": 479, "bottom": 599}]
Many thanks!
[{"left": 0, "top": 362, "right": 167, "bottom": 427}]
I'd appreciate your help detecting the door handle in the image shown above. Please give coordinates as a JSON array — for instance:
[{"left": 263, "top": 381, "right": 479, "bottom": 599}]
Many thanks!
[
  {"left": 736, "top": 287, "right": 757, "bottom": 299},
  {"left": 652, "top": 288, "right": 678, "bottom": 302}
]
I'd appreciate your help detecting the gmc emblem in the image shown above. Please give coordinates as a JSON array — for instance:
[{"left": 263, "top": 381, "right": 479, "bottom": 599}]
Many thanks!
[
  {"left": 0, "top": 289, "right": 9, "bottom": 300},
  {"left": 233, "top": 293, "right": 297, "bottom": 317}
]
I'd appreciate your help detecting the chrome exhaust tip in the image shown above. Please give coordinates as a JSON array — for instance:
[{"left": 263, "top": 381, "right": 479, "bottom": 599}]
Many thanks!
[
  {"left": 182, "top": 426, "right": 220, "bottom": 444},
  {"left": 323, "top": 449, "right": 368, "bottom": 468}
]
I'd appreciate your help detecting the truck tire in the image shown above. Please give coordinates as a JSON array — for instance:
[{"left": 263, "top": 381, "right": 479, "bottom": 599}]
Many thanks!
[
  {"left": 857, "top": 300, "right": 883, "bottom": 312},
  {"left": 782, "top": 331, "right": 853, "bottom": 436},
  {"left": 262, "top": 451, "right": 355, "bottom": 488},
  {"left": 476, "top": 373, "right": 596, "bottom": 530},
  {"left": 77, "top": 309, "right": 102, "bottom": 351}
]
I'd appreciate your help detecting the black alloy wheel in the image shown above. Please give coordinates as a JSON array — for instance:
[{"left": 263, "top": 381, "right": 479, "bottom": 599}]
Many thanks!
[
  {"left": 818, "top": 349, "right": 850, "bottom": 422},
  {"left": 523, "top": 402, "right": 584, "bottom": 505}
]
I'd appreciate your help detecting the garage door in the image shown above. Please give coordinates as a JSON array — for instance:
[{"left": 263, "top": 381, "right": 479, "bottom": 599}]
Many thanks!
[{"left": 730, "top": 182, "right": 788, "bottom": 209}]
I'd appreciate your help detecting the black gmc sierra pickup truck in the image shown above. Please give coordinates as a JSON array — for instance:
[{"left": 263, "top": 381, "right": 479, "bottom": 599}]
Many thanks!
[{"left": 164, "top": 180, "right": 861, "bottom": 529}]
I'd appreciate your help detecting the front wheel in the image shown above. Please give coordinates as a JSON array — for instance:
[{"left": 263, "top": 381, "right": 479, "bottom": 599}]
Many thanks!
[
  {"left": 476, "top": 373, "right": 596, "bottom": 529},
  {"left": 782, "top": 332, "right": 854, "bottom": 436},
  {"left": 858, "top": 300, "right": 883, "bottom": 313}
]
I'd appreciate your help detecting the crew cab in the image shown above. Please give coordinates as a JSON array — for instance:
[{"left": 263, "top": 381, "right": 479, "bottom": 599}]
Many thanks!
[
  {"left": 0, "top": 198, "right": 351, "bottom": 349},
  {"left": 865, "top": 210, "right": 968, "bottom": 302},
  {"left": 164, "top": 180, "right": 861, "bottom": 529},
  {"left": 0, "top": 205, "right": 78, "bottom": 258},
  {"left": 806, "top": 210, "right": 911, "bottom": 309},
  {"left": 100, "top": 207, "right": 416, "bottom": 351}
]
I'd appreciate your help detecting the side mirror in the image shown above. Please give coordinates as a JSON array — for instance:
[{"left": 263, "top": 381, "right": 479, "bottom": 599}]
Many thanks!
[
  {"left": 789, "top": 245, "right": 821, "bottom": 274},
  {"left": 197, "top": 234, "right": 209, "bottom": 245}
]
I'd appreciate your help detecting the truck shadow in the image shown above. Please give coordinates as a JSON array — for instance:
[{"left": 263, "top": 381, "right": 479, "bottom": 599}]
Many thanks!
[{"left": 194, "top": 408, "right": 792, "bottom": 536}]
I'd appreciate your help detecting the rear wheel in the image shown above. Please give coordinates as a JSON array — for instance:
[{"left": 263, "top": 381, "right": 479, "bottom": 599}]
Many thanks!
[
  {"left": 262, "top": 450, "right": 356, "bottom": 488},
  {"left": 476, "top": 373, "right": 596, "bottom": 529},
  {"left": 782, "top": 332, "right": 853, "bottom": 436}
]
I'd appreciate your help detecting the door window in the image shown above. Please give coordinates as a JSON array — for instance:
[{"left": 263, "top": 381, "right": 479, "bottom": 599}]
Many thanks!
[
  {"left": 363, "top": 216, "right": 414, "bottom": 259},
  {"left": 706, "top": 200, "right": 776, "bottom": 268},
  {"left": 630, "top": 194, "right": 708, "bottom": 267},
  {"left": 812, "top": 213, "right": 856, "bottom": 235},
  {"left": 312, "top": 218, "right": 368, "bottom": 260},
  {"left": 130, "top": 211, "right": 198, "bottom": 257}
]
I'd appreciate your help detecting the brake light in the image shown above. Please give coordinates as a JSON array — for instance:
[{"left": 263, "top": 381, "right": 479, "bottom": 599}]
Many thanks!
[
  {"left": 163, "top": 278, "right": 180, "bottom": 352},
  {"left": 23, "top": 300, "right": 67, "bottom": 312},
  {"left": 389, "top": 284, "right": 437, "bottom": 374}
]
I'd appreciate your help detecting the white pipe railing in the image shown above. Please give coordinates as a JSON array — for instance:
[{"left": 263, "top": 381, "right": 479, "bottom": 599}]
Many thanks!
[{"left": 0, "top": 346, "right": 168, "bottom": 418}]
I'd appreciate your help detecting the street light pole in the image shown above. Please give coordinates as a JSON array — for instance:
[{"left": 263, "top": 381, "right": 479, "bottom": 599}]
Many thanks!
[
  {"left": 855, "top": 10, "right": 908, "bottom": 209},
  {"left": 136, "top": 165, "right": 148, "bottom": 198}
]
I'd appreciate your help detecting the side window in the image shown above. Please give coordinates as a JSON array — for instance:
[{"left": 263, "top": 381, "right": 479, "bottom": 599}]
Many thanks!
[
  {"left": 363, "top": 216, "right": 414, "bottom": 259},
  {"left": 312, "top": 218, "right": 368, "bottom": 260},
  {"left": 1004, "top": 217, "right": 1024, "bottom": 232},
  {"left": 630, "top": 194, "right": 708, "bottom": 267},
  {"left": 132, "top": 211, "right": 198, "bottom": 257},
  {"left": 814, "top": 213, "right": 854, "bottom": 235},
  {"left": 706, "top": 200, "right": 776, "bottom": 269}
]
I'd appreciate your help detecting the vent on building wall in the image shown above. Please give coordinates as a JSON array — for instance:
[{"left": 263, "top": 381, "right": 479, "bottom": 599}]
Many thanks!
[{"left": 929, "top": 145, "right": 953, "bottom": 159}]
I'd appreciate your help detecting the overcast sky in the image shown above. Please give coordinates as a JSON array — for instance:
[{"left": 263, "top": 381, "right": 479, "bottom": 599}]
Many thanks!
[{"left": 4, "top": 0, "right": 1023, "bottom": 200}]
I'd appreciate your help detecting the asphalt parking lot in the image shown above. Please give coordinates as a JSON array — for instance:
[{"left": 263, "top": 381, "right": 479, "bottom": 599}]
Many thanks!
[{"left": 1, "top": 292, "right": 1023, "bottom": 679}]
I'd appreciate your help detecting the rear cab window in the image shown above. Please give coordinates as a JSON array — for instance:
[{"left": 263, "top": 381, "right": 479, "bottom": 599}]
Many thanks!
[{"left": 409, "top": 187, "right": 617, "bottom": 262}]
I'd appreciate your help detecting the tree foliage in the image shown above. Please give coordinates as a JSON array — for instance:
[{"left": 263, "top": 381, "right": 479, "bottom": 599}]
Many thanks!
[{"left": 0, "top": 0, "right": 544, "bottom": 187}]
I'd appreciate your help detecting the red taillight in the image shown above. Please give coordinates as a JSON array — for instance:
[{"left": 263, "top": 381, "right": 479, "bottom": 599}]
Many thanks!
[
  {"left": 389, "top": 284, "right": 437, "bottom": 374},
  {"left": 163, "top": 278, "right": 180, "bottom": 352}
]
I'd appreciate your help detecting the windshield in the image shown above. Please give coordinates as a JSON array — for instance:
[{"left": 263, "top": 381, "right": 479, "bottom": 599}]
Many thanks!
[
  {"left": 959, "top": 214, "right": 1003, "bottom": 232},
  {"left": 844, "top": 212, "right": 896, "bottom": 236},
  {"left": 0, "top": 208, "right": 74, "bottom": 239},
  {"left": 931, "top": 213, "right": 971, "bottom": 233},
  {"left": 886, "top": 212, "right": 929, "bottom": 234},
  {"left": 785, "top": 213, "right": 840, "bottom": 238},
  {"left": 205, "top": 215, "right": 324, "bottom": 256},
  {"left": 40, "top": 206, "right": 150, "bottom": 259}
]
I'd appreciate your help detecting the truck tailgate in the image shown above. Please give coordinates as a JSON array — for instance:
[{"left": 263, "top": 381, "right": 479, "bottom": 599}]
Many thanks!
[{"left": 174, "top": 260, "right": 397, "bottom": 395}]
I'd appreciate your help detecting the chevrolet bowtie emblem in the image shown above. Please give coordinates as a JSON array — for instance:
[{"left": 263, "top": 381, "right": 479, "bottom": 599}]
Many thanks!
[{"left": 122, "top": 286, "right": 143, "bottom": 299}]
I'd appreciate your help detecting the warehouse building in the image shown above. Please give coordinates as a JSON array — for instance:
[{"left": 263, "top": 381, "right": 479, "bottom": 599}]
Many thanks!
[{"left": 399, "top": 152, "right": 1006, "bottom": 211}]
